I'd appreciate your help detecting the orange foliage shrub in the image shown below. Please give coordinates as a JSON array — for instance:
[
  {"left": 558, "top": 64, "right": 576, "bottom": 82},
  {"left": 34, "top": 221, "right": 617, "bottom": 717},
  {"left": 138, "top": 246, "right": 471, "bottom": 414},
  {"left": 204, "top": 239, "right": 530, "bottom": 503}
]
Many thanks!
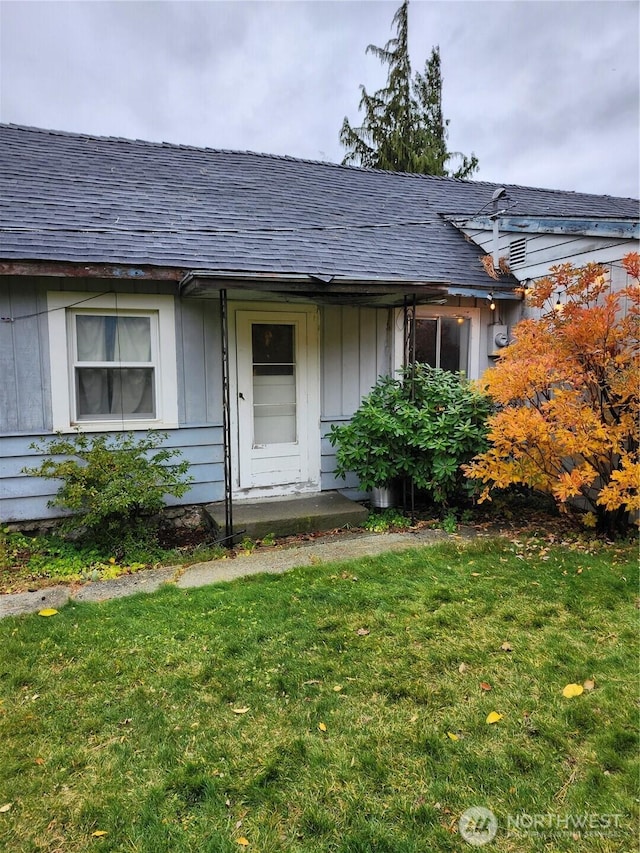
[{"left": 463, "top": 253, "right": 639, "bottom": 535}]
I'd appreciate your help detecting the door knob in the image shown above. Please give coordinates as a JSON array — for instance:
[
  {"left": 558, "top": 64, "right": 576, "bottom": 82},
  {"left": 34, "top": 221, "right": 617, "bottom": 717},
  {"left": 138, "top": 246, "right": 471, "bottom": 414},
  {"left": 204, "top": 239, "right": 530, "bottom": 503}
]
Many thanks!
[{"left": 239, "top": 392, "right": 245, "bottom": 400}]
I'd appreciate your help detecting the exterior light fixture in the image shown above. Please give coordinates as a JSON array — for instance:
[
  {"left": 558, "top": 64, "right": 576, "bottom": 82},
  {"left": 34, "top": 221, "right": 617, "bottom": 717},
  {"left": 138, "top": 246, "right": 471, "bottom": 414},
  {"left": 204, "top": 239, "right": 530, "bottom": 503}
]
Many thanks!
[
  {"left": 488, "top": 292, "right": 496, "bottom": 311},
  {"left": 554, "top": 293, "right": 563, "bottom": 313}
]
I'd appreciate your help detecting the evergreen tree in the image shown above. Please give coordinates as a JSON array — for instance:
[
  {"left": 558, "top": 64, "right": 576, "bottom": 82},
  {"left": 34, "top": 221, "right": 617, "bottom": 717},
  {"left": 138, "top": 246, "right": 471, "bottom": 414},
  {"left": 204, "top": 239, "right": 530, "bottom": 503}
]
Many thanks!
[{"left": 340, "top": 0, "right": 478, "bottom": 178}]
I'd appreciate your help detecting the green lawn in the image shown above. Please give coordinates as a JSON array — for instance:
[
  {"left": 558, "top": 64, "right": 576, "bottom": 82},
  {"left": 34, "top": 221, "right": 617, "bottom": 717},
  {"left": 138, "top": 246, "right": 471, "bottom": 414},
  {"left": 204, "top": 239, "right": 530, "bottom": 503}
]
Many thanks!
[{"left": 0, "top": 536, "right": 637, "bottom": 852}]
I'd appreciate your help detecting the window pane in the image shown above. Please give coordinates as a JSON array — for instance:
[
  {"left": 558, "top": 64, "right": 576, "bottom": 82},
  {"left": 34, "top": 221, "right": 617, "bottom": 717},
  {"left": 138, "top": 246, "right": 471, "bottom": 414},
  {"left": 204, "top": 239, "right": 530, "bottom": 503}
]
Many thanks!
[
  {"left": 414, "top": 319, "right": 437, "bottom": 367},
  {"left": 76, "top": 368, "right": 155, "bottom": 418},
  {"left": 252, "top": 324, "right": 294, "bottom": 366},
  {"left": 440, "top": 317, "right": 470, "bottom": 373},
  {"left": 76, "top": 316, "right": 108, "bottom": 361},
  {"left": 413, "top": 317, "right": 470, "bottom": 372},
  {"left": 76, "top": 316, "right": 151, "bottom": 362},
  {"left": 115, "top": 317, "right": 151, "bottom": 361},
  {"left": 251, "top": 323, "right": 296, "bottom": 445},
  {"left": 253, "top": 374, "right": 297, "bottom": 444}
]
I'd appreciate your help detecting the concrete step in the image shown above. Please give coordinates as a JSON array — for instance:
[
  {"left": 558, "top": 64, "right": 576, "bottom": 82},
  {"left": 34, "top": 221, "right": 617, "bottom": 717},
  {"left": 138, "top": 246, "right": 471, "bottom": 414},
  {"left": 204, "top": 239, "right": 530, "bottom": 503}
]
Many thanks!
[{"left": 203, "top": 491, "right": 369, "bottom": 542}]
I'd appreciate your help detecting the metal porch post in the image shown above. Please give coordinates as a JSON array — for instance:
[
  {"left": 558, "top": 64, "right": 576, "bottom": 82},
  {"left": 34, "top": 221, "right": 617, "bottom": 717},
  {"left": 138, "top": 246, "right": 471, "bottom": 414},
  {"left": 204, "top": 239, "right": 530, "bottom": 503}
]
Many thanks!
[
  {"left": 220, "top": 289, "right": 233, "bottom": 543},
  {"left": 403, "top": 295, "right": 417, "bottom": 523}
]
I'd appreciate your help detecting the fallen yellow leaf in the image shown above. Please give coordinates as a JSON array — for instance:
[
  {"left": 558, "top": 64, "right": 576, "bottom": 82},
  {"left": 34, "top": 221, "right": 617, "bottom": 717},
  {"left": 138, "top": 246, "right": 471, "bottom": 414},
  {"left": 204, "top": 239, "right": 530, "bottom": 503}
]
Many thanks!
[
  {"left": 333, "top": 685, "right": 343, "bottom": 692},
  {"left": 91, "top": 830, "right": 108, "bottom": 837},
  {"left": 500, "top": 642, "right": 513, "bottom": 652},
  {"left": 486, "top": 711, "right": 503, "bottom": 724},
  {"left": 318, "top": 722, "right": 327, "bottom": 732},
  {"left": 34, "top": 757, "right": 45, "bottom": 766},
  {"left": 38, "top": 608, "right": 58, "bottom": 617},
  {"left": 236, "top": 837, "right": 250, "bottom": 846},
  {"left": 231, "top": 707, "right": 250, "bottom": 715},
  {"left": 583, "top": 679, "right": 596, "bottom": 692},
  {"left": 446, "top": 731, "right": 459, "bottom": 741},
  {"left": 562, "top": 683, "right": 584, "bottom": 698},
  {"left": 0, "top": 803, "right": 12, "bottom": 813},
  {"left": 479, "top": 681, "right": 492, "bottom": 692}
]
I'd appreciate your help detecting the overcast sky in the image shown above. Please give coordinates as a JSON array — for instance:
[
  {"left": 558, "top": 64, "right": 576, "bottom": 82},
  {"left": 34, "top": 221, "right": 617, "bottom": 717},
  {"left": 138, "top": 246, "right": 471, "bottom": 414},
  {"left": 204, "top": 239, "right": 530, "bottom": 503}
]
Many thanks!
[{"left": 0, "top": 0, "right": 638, "bottom": 198}]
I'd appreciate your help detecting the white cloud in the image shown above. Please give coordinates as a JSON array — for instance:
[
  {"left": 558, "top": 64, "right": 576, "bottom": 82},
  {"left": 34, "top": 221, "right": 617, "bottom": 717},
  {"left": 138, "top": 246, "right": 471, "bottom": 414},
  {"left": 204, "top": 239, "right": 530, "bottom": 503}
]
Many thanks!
[{"left": 0, "top": 0, "right": 637, "bottom": 196}]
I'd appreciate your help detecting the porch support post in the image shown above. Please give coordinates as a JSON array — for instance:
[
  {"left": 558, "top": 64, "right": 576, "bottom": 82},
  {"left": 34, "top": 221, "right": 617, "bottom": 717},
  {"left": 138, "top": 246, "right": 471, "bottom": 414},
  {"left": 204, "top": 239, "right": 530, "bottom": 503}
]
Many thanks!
[{"left": 219, "top": 288, "right": 234, "bottom": 543}]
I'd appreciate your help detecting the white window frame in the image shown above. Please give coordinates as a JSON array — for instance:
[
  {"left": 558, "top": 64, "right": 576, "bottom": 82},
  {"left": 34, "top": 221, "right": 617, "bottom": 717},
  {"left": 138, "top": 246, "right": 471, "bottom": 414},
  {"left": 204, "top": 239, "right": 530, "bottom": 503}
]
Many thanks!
[
  {"left": 47, "top": 292, "right": 178, "bottom": 432},
  {"left": 393, "top": 305, "right": 482, "bottom": 379}
]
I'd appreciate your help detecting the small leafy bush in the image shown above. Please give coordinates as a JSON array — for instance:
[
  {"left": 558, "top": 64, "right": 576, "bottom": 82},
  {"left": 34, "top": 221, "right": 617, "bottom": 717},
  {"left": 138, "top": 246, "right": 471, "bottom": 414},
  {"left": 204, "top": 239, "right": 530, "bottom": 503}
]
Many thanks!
[
  {"left": 363, "top": 509, "right": 412, "bottom": 533},
  {"left": 329, "top": 365, "right": 491, "bottom": 506},
  {"left": 439, "top": 511, "right": 458, "bottom": 534},
  {"left": 24, "top": 431, "right": 193, "bottom": 557}
]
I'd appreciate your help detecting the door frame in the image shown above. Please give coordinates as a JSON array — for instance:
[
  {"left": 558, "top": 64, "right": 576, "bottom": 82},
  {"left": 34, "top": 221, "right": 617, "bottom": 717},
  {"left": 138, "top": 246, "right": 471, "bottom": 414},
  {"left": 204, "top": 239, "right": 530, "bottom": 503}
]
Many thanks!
[{"left": 228, "top": 301, "right": 321, "bottom": 499}]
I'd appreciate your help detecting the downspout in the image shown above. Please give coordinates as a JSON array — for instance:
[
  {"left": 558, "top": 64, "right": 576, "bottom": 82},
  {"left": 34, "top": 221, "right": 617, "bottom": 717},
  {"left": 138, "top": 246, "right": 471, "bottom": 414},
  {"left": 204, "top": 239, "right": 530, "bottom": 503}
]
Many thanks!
[{"left": 491, "top": 187, "right": 507, "bottom": 269}]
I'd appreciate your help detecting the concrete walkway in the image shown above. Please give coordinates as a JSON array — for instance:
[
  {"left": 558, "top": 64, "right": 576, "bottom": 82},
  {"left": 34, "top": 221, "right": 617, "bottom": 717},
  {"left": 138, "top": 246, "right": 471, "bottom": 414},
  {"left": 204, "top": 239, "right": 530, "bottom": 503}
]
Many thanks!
[{"left": 0, "top": 527, "right": 454, "bottom": 618}]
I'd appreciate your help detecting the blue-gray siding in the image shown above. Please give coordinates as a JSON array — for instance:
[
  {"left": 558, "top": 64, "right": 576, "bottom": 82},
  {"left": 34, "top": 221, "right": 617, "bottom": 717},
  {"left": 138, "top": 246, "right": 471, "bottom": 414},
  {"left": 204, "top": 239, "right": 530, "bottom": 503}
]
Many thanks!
[
  {"left": 321, "top": 305, "right": 392, "bottom": 419},
  {"left": 1, "top": 427, "right": 225, "bottom": 522},
  {"left": 0, "top": 277, "right": 52, "bottom": 433},
  {"left": 320, "top": 305, "right": 392, "bottom": 499}
]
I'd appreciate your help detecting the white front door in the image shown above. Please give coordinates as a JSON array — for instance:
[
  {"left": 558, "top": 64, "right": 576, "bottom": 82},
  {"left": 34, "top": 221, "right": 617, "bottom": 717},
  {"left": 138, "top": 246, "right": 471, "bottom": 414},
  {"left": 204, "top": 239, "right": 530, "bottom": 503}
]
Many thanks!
[{"left": 233, "top": 307, "right": 320, "bottom": 495}]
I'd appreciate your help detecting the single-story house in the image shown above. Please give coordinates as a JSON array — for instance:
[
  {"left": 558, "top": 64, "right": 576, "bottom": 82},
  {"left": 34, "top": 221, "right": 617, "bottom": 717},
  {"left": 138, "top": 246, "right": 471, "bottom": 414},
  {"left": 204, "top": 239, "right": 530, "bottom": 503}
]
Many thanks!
[{"left": 1, "top": 124, "right": 638, "bottom": 525}]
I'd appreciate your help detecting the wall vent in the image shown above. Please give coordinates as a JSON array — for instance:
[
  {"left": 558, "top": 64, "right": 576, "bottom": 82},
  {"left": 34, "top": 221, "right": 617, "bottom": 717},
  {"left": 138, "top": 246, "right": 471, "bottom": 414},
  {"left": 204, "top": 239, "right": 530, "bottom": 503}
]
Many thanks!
[{"left": 509, "top": 237, "right": 527, "bottom": 267}]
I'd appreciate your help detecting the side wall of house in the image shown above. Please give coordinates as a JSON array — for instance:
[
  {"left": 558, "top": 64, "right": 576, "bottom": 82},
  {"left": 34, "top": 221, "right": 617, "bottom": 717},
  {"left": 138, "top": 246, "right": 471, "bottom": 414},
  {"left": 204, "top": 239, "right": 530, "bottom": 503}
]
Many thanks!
[{"left": 0, "top": 277, "right": 225, "bottom": 522}]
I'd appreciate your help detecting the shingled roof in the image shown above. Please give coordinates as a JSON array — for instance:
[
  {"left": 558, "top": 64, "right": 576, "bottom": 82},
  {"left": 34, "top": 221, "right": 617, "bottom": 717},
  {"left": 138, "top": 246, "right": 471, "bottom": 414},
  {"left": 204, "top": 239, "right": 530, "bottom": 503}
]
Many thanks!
[{"left": 1, "top": 124, "right": 637, "bottom": 290}]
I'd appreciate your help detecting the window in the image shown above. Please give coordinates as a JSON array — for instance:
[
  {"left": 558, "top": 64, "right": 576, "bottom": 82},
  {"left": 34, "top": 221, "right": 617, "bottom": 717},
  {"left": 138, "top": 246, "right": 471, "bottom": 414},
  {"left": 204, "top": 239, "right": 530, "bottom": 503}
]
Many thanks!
[
  {"left": 414, "top": 316, "right": 470, "bottom": 373},
  {"left": 48, "top": 292, "right": 178, "bottom": 431},
  {"left": 72, "top": 313, "right": 156, "bottom": 420}
]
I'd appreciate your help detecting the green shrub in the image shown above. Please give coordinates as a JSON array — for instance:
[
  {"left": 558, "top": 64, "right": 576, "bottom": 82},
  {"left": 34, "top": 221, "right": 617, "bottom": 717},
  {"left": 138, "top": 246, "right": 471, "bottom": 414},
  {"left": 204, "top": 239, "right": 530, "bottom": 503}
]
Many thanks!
[
  {"left": 24, "top": 431, "right": 193, "bottom": 557},
  {"left": 329, "top": 365, "right": 491, "bottom": 506},
  {"left": 363, "top": 509, "right": 411, "bottom": 532}
]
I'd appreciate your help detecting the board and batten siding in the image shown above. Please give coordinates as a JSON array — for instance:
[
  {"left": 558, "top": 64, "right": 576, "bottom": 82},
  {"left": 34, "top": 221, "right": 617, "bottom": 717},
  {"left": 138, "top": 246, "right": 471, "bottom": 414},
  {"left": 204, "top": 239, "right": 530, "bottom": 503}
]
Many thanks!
[
  {"left": 0, "top": 277, "right": 226, "bottom": 523},
  {"left": 0, "top": 276, "right": 52, "bottom": 434},
  {"left": 320, "top": 305, "right": 393, "bottom": 496}
]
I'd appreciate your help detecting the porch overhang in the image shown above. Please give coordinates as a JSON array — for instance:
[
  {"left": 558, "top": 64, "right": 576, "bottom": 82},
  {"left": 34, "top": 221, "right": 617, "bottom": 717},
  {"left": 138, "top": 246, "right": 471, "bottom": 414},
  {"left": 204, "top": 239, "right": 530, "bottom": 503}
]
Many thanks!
[{"left": 179, "top": 270, "right": 521, "bottom": 307}]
